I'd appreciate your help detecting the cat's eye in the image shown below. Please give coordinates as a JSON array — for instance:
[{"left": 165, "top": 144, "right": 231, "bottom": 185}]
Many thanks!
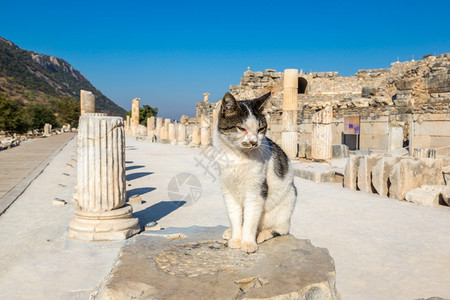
[
  {"left": 236, "top": 126, "right": 246, "bottom": 132},
  {"left": 258, "top": 127, "right": 266, "bottom": 133}
]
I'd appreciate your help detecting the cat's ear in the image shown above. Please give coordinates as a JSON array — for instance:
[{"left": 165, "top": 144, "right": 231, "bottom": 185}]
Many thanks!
[
  {"left": 221, "top": 93, "right": 240, "bottom": 116},
  {"left": 252, "top": 92, "right": 271, "bottom": 111}
]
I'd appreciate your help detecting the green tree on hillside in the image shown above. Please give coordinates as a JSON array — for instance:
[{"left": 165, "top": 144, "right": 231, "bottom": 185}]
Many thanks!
[
  {"left": 0, "top": 93, "right": 31, "bottom": 135},
  {"left": 53, "top": 97, "right": 80, "bottom": 127},
  {"left": 24, "top": 104, "right": 58, "bottom": 129}
]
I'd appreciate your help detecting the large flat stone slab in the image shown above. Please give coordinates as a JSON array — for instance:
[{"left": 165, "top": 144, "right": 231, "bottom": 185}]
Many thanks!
[
  {"left": 91, "top": 226, "right": 340, "bottom": 300},
  {"left": 292, "top": 162, "right": 336, "bottom": 183}
]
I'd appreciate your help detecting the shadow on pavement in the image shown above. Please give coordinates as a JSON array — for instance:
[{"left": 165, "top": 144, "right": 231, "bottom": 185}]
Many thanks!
[
  {"left": 126, "top": 165, "right": 146, "bottom": 171},
  {"left": 127, "top": 187, "right": 156, "bottom": 197},
  {"left": 126, "top": 172, "right": 153, "bottom": 181},
  {"left": 134, "top": 201, "right": 186, "bottom": 225}
]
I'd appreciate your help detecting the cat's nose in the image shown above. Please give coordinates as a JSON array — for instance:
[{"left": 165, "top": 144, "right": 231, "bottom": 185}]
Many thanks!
[{"left": 250, "top": 140, "right": 257, "bottom": 147}]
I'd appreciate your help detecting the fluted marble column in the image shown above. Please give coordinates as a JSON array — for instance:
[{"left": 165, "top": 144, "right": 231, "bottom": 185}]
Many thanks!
[
  {"left": 69, "top": 113, "right": 140, "bottom": 241},
  {"left": 80, "top": 90, "right": 95, "bottom": 115},
  {"left": 282, "top": 69, "right": 298, "bottom": 159}
]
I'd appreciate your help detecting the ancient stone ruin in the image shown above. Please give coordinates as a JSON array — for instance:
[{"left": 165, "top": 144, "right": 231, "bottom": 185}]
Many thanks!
[
  {"left": 137, "top": 53, "right": 449, "bottom": 207},
  {"left": 69, "top": 113, "right": 140, "bottom": 241}
]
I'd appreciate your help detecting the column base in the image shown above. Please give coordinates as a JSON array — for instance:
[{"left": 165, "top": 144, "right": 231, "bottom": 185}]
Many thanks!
[{"left": 69, "top": 205, "right": 140, "bottom": 241}]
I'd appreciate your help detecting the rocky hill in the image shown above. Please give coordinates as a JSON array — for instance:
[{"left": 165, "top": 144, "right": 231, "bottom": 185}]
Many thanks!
[{"left": 0, "top": 36, "right": 126, "bottom": 116}]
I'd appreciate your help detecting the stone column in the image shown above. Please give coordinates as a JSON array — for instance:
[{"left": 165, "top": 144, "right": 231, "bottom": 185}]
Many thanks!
[
  {"left": 131, "top": 98, "right": 140, "bottom": 136},
  {"left": 190, "top": 125, "right": 201, "bottom": 147},
  {"left": 147, "top": 116, "right": 155, "bottom": 136},
  {"left": 80, "top": 90, "right": 95, "bottom": 115},
  {"left": 156, "top": 117, "right": 163, "bottom": 139},
  {"left": 161, "top": 119, "right": 171, "bottom": 139},
  {"left": 168, "top": 123, "right": 176, "bottom": 144},
  {"left": 281, "top": 69, "right": 298, "bottom": 159},
  {"left": 125, "top": 115, "right": 131, "bottom": 135},
  {"left": 200, "top": 115, "right": 211, "bottom": 147},
  {"left": 177, "top": 123, "right": 187, "bottom": 145},
  {"left": 203, "top": 93, "right": 209, "bottom": 102},
  {"left": 69, "top": 113, "right": 140, "bottom": 241},
  {"left": 311, "top": 106, "right": 333, "bottom": 160}
]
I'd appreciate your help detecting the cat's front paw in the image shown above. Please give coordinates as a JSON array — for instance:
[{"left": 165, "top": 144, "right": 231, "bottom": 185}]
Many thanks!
[
  {"left": 222, "top": 228, "right": 232, "bottom": 240},
  {"left": 241, "top": 241, "right": 258, "bottom": 253},
  {"left": 228, "top": 238, "right": 241, "bottom": 249},
  {"left": 257, "top": 229, "right": 274, "bottom": 244}
]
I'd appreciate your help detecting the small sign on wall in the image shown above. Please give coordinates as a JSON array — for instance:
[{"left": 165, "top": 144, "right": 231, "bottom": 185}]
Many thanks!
[{"left": 344, "top": 116, "right": 360, "bottom": 134}]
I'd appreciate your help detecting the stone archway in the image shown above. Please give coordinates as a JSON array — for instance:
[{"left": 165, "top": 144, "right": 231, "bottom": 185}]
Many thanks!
[{"left": 298, "top": 77, "right": 308, "bottom": 94}]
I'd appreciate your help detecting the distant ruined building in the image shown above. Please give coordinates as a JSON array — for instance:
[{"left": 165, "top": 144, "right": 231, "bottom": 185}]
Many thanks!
[{"left": 196, "top": 53, "right": 450, "bottom": 157}]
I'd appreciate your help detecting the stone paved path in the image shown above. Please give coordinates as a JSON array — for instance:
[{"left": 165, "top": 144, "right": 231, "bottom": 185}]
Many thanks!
[
  {"left": 0, "top": 133, "right": 76, "bottom": 214},
  {"left": 0, "top": 135, "right": 448, "bottom": 300}
]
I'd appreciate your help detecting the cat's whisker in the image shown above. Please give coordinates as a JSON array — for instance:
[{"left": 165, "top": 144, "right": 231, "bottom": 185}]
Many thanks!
[{"left": 258, "top": 143, "right": 272, "bottom": 157}]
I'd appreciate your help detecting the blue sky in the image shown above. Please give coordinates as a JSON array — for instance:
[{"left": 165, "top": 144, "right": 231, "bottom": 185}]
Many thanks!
[{"left": 1, "top": 0, "right": 449, "bottom": 119}]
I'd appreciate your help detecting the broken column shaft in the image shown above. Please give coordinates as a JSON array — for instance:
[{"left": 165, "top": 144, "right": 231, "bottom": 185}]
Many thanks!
[{"left": 69, "top": 113, "right": 140, "bottom": 241}]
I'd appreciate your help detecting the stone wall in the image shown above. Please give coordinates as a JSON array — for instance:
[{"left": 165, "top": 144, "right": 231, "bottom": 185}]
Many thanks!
[{"left": 229, "top": 69, "right": 283, "bottom": 100}]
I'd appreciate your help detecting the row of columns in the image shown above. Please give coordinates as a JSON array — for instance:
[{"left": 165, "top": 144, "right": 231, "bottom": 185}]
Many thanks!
[{"left": 145, "top": 116, "right": 211, "bottom": 147}]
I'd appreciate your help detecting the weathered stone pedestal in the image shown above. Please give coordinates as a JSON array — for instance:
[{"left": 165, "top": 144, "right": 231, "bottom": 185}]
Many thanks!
[
  {"left": 69, "top": 114, "right": 140, "bottom": 241},
  {"left": 91, "top": 226, "right": 340, "bottom": 300}
]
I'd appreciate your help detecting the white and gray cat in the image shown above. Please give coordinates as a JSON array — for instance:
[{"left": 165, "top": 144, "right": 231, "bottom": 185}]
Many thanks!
[{"left": 213, "top": 92, "right": 297, "bottom": 253}]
